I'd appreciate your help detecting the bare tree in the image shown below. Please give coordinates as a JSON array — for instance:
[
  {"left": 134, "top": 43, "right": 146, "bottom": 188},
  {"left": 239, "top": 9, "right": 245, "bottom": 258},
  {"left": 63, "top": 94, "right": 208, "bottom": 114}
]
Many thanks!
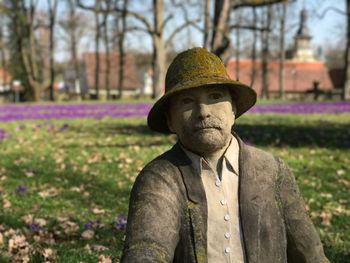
[
  {"left": 4, "top": 0, "right": 43, "bottom": 101},
  {"left": 278, "top": 1, "right": 286, "bottom": 99},
  {"left": 345, "top": 0, "right": 350, "bottom": 99},
  {"left": 234, "top": 12, "right": 242, "bottom": 79},
  {"left": 93, "top": 0, "right": 102, "bottom": 99},
  {"left": 78, "top": 0, "right": 201, "bottom": 98},
  {"left": 47, "top": 0, "right": 58, "bottom": 101},
  {"left": 59, "top": 0, "right": 89, "bottom": 99},
  {"left": 0, "top": 17, "right": 8, "bottom": 89},
  {"left": 203, "top": 0, "right": 211, "bottom": 49},
  {"left": 210, "top": 0, "right": 285, "bottom": 58},
  {"left": 261, "top": 5, "right": 272, "bottom": 99},
  {"left": 116, "top": 0, "right": 128, "bottom": 99},
  {"left": 211, "top": 0, "right": 231, "bottom": 57},
  {"left": 101, "top": 0, "right": 112, "bottom": 99},
  {"left": 250, "top": 7, "right": 257, "bottom": 87},
  {"left": 313, "top": 3, "right": 348, "bottom": 99}
]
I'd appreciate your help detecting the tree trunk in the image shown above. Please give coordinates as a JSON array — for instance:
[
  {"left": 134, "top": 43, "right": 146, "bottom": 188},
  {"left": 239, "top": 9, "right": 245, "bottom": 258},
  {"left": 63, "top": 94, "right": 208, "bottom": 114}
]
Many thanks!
[
  {"left": 94, "top": 0, "right": 101, "bottom": 99},
  {"left": 261, "top": 6, "right": 271, "bottom": 99},
  {"left": 211, "top": 0, "right": 231, "bottom": 57},
  {"left": 67, "top": 0, "right": 82, "bottom": 99},
  {"left": 152, "top": 0, "right": 166, "bottom": 98},
  {"left": 344, "top": 0, "right": 350, "bottom": 100},
  {"left": 203, "top": 0, "right": 211, "bottom": 49},
  {"left": 117, "top": 0, "right": 128, "bottom": 99},
  {"left": 250, "top": 7, "right": 257, "bottom": 87},
  {"left": 102, "top": 2, "right": 111, "bottom": 100},
  {"left": 48, "top": 0, "right": 58, "bottom": 101},
  {"left": 278, "top": 2, "right": 286, "bottom": 100},
  {"left": 235, "top": 13, "right": 241, "bottom": 80},
  {"left": 0, "top": 24, "right": 7, "bottom": 89}
]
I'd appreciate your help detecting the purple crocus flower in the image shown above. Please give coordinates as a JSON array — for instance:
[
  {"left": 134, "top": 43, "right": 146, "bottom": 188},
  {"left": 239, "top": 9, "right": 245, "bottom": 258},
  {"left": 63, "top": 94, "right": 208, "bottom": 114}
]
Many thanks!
[
  {"left": 84, "top": 220, "right": 94, "bottom": 230},
  {"left": 1, "top": 102, "right": 349, "bottom": 123},
  {"left": 16, "top": 124, "right": 26, "bottom": 130},
  {"left": 30, "top": 223, "right": 41, "bottom": 232},
  {"left": 15, "top": 185, "right": 28, "bottom": 195},
  {"left": 0, "top": 129, "right": 7, "bottom": 141},
  {"left": 59, "top": 123, "right": 69, "bottom": 132},
  {"left": 115, "top": 214, "right": 127, "bottom": 231}
]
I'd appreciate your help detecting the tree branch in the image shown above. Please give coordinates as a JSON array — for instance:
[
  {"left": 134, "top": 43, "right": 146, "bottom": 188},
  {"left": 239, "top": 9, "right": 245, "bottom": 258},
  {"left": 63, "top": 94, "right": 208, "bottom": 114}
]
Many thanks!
[
  {"left": 232, "top": 0, "right": 286, "bottom": 10},
  {"left": 165, "top": 18, "right": 202, "bottom": 47},
  {"left": 229, "top": 24, "right": 270, "bottom": 32},
  {"left": 313, "top": 6, "right": 346, "bottom": 19},
  {"left": 77, "top": 0, "right": 153, "bottom": 33}
]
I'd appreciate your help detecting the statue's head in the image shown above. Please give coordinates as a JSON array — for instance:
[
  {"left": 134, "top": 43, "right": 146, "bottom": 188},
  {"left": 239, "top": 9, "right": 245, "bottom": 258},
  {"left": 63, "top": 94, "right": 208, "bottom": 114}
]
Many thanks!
[{"left": 147, "top": 47, "right": 256, "bottom": 154}]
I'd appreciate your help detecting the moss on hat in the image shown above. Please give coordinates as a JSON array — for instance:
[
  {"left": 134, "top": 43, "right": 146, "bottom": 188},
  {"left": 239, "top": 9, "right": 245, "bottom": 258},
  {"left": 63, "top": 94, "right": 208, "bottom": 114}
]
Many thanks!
[{"left": 147, "top": 47, "right": 257, "bottom": 134}]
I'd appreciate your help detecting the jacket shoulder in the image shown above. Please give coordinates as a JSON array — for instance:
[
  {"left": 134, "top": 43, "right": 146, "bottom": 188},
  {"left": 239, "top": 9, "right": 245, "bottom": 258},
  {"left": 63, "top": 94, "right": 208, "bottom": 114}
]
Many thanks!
[
  {"left": 142, "top": 146, "right": 182, "bottom": 175},
  {"left": 244, "top": 144, "right": 279, "bottom": 170},
  {"left": 132, "top": 145, "right": 186, "bottom": 194}
]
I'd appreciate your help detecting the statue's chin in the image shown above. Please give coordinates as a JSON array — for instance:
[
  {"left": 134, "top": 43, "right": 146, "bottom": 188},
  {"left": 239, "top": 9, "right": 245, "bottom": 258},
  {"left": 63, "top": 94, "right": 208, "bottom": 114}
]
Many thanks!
[{"left": 182, "top": 133, "right": 228, "bottom": 155}]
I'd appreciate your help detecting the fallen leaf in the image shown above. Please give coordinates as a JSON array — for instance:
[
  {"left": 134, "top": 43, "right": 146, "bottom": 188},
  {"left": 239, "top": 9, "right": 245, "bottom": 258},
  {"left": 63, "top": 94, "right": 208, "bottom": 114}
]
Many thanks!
[
  {"left": 0, "top": 232, "right": 3, "bottom": 246},
  {"left": 81, "top": 230, "right": 95, "bottom": 240},
  {"left": 35, "top": 218, "right": 47, "bottom": 227},
  {"left": 42, "top": 248, "right": 54, "bottom": 260},
  {"left": 22, "top": 214, "right": 34, "bottom": 225},
  {"left": 38, "top": 187, "right": 60, "bottom": 198},
  {"left": 91, "top": 208, "right": 105, "bottom": 215},
  {"left": 3, "top": 199, "right": 11, "bottom": 209},
  {"left": 337, "top": 169, "right": 346, "bottom": 176},
  {"left": 91, "top": 244, "right": 108, "bottom": 252},
  {"left": 98, "top": 255, "right": 112, "bottom": 263},
  {"left": 320, "top": 211, "right": 332, "bottom": 226}
]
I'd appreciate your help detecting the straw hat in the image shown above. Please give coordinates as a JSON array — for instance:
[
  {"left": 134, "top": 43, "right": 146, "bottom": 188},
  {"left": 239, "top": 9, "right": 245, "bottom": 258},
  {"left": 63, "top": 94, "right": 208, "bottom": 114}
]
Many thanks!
[{"left": 147, "top": 47, "right": 257, "bottom": 134}]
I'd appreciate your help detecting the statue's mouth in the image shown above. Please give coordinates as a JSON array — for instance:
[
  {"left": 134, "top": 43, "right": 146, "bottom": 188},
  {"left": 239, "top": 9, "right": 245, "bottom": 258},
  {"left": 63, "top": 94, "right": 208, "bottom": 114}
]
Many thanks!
[{"left": 194, "top": 126, "right": 220, "bottom": 132}]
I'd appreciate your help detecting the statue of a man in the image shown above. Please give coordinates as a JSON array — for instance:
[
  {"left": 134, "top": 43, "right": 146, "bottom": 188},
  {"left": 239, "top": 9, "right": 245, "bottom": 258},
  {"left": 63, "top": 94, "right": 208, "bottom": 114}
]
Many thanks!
[{"left": 121, "top": 48, "right": 329, "bottom": 263}]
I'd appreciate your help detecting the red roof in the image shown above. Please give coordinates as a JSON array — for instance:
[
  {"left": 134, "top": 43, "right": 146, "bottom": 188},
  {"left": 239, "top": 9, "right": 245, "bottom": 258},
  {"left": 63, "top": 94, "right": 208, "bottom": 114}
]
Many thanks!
[
  {"left": 226, "top": 59, "right": 333, "bottom": 96},
  {"left": 0, "top": 68, "right": 12, "bottom": 83},
  {"left": 82, "top": 52, "right": 141, "bottom": 90}
]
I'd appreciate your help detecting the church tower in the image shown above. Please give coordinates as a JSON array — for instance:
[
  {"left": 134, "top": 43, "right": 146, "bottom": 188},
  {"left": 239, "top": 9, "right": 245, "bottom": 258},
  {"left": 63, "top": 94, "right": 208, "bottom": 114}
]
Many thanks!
[{"left": 293, "top": 9, "right": 315, "bottom": 62}]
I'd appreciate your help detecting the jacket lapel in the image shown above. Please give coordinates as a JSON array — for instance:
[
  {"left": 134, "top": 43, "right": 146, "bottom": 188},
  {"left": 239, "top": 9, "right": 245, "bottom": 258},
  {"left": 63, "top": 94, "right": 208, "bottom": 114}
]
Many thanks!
[
  {"left": 171, "top": 143, "right": 208, "bottom": 263},
  {"left": 235, "top": 135, "right": 264, "bottom": 262}
]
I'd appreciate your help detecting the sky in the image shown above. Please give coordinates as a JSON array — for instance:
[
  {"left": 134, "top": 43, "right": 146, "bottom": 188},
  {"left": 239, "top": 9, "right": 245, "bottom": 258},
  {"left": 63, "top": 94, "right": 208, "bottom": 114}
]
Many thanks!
[
  {"left": 45, "top": 0, "right": 347, "bottom": 62},
  {"left": 306, "top": 0, "right": 346, "bottom": 46}
]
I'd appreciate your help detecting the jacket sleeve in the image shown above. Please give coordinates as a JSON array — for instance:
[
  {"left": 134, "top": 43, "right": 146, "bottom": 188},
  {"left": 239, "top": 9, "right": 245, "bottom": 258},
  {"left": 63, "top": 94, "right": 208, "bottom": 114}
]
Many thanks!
[
  {"left": 276, "top": 157, "right": 330, "bottom": 263},
  {"left": 121, "top": 164, "right": 182, "bottom": 263}
]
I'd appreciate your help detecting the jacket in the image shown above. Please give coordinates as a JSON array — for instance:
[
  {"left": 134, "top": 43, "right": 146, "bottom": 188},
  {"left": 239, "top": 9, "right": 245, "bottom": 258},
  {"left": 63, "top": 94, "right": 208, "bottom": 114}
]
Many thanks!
[{"left": 121, "top": 135, "right": 329, "bottom": 263}]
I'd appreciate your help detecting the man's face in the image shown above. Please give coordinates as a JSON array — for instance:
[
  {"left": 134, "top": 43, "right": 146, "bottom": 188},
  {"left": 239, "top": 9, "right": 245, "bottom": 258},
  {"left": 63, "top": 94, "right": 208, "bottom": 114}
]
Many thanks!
[{"left": 167, "top": 86, "right": 236, "bottom": 155}]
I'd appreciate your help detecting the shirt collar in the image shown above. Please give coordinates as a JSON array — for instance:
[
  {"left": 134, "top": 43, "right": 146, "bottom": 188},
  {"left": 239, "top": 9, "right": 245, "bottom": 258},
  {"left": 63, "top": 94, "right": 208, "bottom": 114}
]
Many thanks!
[{"left": 180, "top": 135, "right": 239, "bottom": 176}]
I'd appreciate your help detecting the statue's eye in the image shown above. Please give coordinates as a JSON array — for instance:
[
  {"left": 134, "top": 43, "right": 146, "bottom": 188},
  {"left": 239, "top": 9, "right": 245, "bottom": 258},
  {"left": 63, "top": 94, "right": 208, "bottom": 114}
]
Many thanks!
[
  {"left": 209, "top": 92, "right": 223, "bottom": 100},
  {"left": 181, "top": 97, "right": 194, "bottom": 105}
]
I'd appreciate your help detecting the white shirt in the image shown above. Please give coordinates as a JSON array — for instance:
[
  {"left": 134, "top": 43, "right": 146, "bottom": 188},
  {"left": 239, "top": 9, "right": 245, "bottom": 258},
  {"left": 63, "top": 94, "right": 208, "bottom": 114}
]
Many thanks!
[{"left": 181, "top": 136, "right": 245, "bottom": 263}]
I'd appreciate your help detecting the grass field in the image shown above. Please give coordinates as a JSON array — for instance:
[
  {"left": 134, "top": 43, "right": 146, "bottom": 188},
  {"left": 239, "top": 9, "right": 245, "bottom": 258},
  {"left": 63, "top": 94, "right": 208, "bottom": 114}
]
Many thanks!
[{"left": 0, "top": 109, "right": 349, "bottom": 262}]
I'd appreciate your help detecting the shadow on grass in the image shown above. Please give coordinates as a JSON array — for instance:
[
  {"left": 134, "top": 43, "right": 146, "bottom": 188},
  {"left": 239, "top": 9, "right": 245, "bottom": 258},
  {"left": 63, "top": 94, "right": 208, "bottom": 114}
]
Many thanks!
[
  {"left": 234, "top": 123, "right": 350, "bottom": 149},
  {"left": 75, "top": 122, "right": 350, "bottom": 149}
]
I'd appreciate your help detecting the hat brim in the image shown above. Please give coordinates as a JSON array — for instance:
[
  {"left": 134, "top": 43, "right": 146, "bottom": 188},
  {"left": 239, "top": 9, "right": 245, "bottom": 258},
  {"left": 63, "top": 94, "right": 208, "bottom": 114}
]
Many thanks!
[{"left": 147, "top": 79, "right": 257, "bottom": 134}]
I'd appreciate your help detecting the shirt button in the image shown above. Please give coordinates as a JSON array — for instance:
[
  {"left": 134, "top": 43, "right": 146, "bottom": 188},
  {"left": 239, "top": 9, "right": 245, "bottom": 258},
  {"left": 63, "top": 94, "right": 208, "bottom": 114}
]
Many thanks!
[
  {"left": 215, "top": 180, "right": 221, "bottom": 187},
  {"left": 224, "top": 214, "right": 230, "bottom": 221},
  {"left": 225, "top": 232, "right": 231, "bottom": 239},
  {"left": 225, "top": 247, "right": 231, "bottom": 253},
  {"left": 220, "top": 199, "right": 227, "bottom": 205}
]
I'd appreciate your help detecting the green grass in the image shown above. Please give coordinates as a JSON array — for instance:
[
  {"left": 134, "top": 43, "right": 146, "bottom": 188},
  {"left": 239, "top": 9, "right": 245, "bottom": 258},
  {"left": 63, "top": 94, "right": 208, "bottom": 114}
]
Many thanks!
[{"left": 0, "top": 113, "right": 349, "bottom": 262}]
